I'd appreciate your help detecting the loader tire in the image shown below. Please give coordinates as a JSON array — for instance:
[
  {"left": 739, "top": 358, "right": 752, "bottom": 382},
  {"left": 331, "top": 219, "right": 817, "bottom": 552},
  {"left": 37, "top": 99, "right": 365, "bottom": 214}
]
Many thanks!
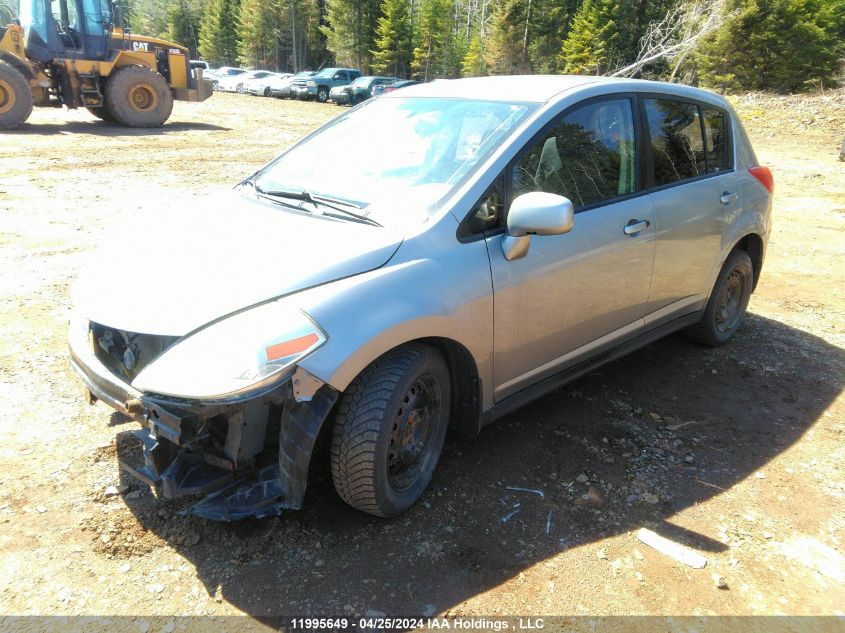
[
  {"left": 0, "top": 61, "right": 33, "bottom": 130},
  {"left": 105, "top": 65, "right": 173, "bottom": 128},
  {"left": 86, "top": 107, "right": 115, "bottom": 122}
]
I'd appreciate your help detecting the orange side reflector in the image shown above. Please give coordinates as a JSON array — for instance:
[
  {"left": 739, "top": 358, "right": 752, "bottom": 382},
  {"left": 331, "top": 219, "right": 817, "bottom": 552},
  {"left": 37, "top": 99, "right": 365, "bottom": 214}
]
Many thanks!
[{"left": 265, "top": 333, "right": 319, "bottom": 362}]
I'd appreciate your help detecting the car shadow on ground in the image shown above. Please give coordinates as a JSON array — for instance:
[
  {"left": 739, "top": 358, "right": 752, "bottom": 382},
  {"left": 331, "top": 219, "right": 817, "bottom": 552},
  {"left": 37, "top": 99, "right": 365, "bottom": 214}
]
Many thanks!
[
  {"left": 8, "top": 121, "right": 230, "bottom": 136},
  {"left": 115, "top": 313, "right": 844, "bottom": 618}
]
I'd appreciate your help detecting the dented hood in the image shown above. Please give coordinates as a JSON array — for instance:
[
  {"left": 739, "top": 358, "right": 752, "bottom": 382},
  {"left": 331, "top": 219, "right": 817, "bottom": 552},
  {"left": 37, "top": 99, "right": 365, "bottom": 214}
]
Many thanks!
[{"left": 73, "top": 191, "right": 403, "bottom": 336}]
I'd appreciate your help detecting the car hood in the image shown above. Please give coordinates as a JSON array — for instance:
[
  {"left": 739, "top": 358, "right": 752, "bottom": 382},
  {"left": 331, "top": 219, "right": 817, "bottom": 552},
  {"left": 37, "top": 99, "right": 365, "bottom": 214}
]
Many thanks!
[{"left": 73, "top": 191, "right": 403, "bottom": 336}]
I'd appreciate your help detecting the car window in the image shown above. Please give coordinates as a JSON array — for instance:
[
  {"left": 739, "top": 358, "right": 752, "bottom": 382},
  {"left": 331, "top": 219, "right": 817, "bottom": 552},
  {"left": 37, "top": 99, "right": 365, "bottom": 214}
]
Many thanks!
[
  {"left": 256, "top": 98, "right": 536, "bottom": 223},
  {"left": 644, "top": 98, "right": 706, "bottom": 185},
  {"left": 462, "top": 176, "right": 506, "bottom": 236},
  {"left": 512, "top": 98, "right": 638, "bottom": 210},
  {"left": 702, "top": 107, "right": 729, "bottom": 173}
]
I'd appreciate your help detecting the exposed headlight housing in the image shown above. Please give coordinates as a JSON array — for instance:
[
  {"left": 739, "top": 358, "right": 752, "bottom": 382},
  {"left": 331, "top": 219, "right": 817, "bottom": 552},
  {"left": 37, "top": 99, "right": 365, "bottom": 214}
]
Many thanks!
[
  {"left": 131, "top": 302, "right": 326, "bottom": 400},
  {"left": 306, "top": 80, "right": 316, "bottom": 86}
]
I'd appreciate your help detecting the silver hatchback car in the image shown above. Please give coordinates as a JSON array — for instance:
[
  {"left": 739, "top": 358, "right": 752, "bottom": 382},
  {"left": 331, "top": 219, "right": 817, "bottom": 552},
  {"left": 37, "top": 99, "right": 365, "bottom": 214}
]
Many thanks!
[{"left": 69, "top": 76, "right": 773, "bottom": 521}]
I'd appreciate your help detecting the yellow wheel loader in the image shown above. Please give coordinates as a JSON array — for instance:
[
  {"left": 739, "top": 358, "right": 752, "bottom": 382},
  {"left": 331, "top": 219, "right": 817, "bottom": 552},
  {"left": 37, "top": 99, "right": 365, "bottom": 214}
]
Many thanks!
[{"left": 0, "top": 0, "right": 212, "bottom": 129}]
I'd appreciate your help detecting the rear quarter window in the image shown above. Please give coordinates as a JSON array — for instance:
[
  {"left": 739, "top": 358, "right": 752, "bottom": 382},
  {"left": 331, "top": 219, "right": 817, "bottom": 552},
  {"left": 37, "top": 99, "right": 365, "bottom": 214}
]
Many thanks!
[{"left": 702, "top": 107, "right": 729, "bottom": 173}]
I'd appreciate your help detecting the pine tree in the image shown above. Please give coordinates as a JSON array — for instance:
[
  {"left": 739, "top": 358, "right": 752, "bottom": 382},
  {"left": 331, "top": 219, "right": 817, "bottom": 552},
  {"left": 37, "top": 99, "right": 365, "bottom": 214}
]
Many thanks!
[
  {"left": 371, "top": 0, "right": 413, "bottom": 76},
  {"left": 412, "top": 0, "right": 460, "bottom": 80},
  {"left": 166, "top": 0, "right": 203, "bottom": 57},
  {"left": 696, "top": 0, "right": 844, "bottom": 92},
  {"left": 461, "top": 33, "right": 488, "bottom": 76},
  {"left": 199, "top": 0, "right": 241, "bottom": 64},
  {"left": 237, "top": 0, "right": 277, "bottom": 68},
  {"left": 274, "top": 0, "right": 328, "bottom": 72},
  {"left": 323, "top": 0, "right": 381, "bottom": 71},
  {"left": 127, "top": 0, "right": 170, "bottom": 38},
  {"left": 526, "top": 0, "right": 577, "bottom": 73},
  {"left": 486, "top": 0, "right": 532, "bottom": 74},
  {"left": 558, "top": 0, "right": 628, "bottom": 74}
]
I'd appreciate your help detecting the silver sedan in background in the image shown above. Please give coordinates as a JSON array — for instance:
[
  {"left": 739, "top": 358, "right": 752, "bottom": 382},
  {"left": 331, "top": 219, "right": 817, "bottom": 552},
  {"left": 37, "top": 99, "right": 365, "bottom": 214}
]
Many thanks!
[
  {"left": 269, "top": 71, "right": 315, "bottom": 99},
  {"left": 245, "top": 72, "right": 292, "bottom": 97},
  {"left": 68, "top": 76, "right": 773, "bottom": 521}
]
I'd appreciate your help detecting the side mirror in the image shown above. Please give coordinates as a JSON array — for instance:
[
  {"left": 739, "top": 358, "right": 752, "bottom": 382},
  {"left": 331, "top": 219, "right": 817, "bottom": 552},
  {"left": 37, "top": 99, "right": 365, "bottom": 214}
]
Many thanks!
[
  {"left": 111, "top": 2, "right": 124, "bottom": 29},
  {"left": 501, "top": 192, "right": 574, "bottom": 261}
]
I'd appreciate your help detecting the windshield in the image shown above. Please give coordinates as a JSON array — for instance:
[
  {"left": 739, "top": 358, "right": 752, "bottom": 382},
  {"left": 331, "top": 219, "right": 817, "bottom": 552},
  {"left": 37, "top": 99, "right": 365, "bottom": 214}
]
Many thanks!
[
  {"left": 253, "top": 97, "right": 536, "bottom": 222},
  {"left": 351, "top": 77, "right": 370, "bottom": 88},
  {"left": 315, "top": 68, "right": 337, "bottom": 78}
]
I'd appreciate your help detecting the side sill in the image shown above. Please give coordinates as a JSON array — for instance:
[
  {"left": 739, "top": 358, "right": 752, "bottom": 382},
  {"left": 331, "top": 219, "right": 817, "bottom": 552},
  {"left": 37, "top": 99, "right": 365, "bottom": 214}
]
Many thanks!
[{"left": 480, "top": 310, "right": 703, "bottom": 427}]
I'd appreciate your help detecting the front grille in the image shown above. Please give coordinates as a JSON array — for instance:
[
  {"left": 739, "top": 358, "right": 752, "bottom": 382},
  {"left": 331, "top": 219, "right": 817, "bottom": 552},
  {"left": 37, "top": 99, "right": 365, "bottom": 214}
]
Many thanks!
[
  {"left": 91, "top": 322, "right": 179, "bottom": 382},
  {"left": 291, "top": 79, "right": 306, "bottom": 89}
]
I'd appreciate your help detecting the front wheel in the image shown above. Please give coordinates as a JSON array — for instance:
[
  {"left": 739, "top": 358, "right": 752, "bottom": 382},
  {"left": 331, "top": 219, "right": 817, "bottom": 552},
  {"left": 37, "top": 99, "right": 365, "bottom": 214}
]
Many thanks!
[
  {"left": 684, "top": 249, "right": 753, "bottom": 346},
  {"left": 0, "top": 61, "right": 33, "bottom": 130},
  {"left": 105, "top": 65, "right": 173, "bottom": 127},
  {"left": 316, "top": 87, "right": 329, "bottom": 103},
  {"left": 330, "top": 344, "right": 451, "bottom": 517}
]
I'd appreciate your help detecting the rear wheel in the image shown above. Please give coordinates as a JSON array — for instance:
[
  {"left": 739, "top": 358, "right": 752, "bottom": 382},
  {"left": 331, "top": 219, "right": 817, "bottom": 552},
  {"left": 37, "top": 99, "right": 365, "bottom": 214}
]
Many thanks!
[
  {"left": 0, "top": 61, "right": 33, "bottom": 130},
  {"left": 105, "top": 65, "right": 173, "bottom": 128},
  {"left": 684, "top": 249, "right": 753, "bottom": 346},
  {"left": 330, "top": 344, "right": 451, "bottom": 517}
]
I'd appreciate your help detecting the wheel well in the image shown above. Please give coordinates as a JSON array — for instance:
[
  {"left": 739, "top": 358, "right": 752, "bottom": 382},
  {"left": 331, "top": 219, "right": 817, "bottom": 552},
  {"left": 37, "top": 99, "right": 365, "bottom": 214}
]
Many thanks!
[
  {"left": 415, "top": 337, "right": 482, "bottom": 438},
  {"left": 307, "top": 337, "right": 481, "bottom": 501},
  {"left": 0, "top": 52, "right": 36, "bottom": 80},
  {"left": 733, "top": 234, "right": 764, "bottom": 292}
]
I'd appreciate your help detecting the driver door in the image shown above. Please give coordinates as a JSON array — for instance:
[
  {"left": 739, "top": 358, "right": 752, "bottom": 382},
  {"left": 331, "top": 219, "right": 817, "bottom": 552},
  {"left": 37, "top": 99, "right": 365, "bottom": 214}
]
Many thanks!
[
  {"left": 50, "top": 0, "right": 85, "bottom": 54},
  {"left": 485, "top": 96, "right": 656, "bottom": 401}
]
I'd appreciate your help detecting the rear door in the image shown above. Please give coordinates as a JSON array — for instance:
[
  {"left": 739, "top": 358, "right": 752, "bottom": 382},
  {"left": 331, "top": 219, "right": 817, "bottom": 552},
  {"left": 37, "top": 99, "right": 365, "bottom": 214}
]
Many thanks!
[
  {"left": 642, "top": 97, "right": 739, "bottom": 324},
  {"left": 484, "top": 95, "right": 656, "bottom": 401}
]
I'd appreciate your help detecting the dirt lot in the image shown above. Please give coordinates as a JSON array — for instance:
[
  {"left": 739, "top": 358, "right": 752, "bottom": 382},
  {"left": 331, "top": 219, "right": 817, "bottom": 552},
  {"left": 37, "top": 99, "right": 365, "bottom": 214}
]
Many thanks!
[{"left": 0, "top": 89, "right": 844, "bottom": 623}]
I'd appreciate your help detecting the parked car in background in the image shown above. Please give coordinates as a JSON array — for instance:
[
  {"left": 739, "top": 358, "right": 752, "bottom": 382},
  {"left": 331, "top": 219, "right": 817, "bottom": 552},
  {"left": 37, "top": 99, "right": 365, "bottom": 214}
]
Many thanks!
[
  {"left": 246, "top": 72, "right": 291, "bottom": 97},
  {"left": 224, "top": 70, "right": 276, "bottom": 94},
  {"left": 291, "top": 67, "right": 362, "bottom": 103},
  {"left": 341, "top": 75, "right": 400, "bottom": 105},
  {"left": 69, "top": 76, "right": 772, "bottom": 522},
  {"left": 328, "top": 84, "right": 351, "bottom": 105},
  {"left": 269, "top": 71, "right": 315, "bottom": 99},
  {"left": 189, "top": 60, "right": 213, "bottom": 79},
  {"left": 209, "top": 67, "right": 247, "bottom": 90},
  {"left": 372, "top": 79, "right": 421, "bottom": 97}
]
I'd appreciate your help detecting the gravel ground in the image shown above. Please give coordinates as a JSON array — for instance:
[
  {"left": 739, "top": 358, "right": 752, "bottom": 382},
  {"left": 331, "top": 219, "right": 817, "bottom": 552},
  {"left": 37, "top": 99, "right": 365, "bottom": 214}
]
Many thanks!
[{"left": 0, "top": 89, "right": 843, "bottom": 622}]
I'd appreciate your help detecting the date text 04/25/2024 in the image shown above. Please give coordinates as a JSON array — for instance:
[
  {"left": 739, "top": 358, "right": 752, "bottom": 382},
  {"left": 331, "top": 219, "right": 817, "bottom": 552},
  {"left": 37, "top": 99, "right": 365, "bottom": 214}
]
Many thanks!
[{"left": 287, "top": 617, "right": 546, "bottom": 631}]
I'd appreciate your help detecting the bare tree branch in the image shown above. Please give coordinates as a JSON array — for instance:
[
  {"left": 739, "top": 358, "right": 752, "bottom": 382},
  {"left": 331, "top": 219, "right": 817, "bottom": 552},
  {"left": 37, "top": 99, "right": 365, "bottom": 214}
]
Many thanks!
[{"left": 610, "top": 0, "right": 728, "bottom": 79}]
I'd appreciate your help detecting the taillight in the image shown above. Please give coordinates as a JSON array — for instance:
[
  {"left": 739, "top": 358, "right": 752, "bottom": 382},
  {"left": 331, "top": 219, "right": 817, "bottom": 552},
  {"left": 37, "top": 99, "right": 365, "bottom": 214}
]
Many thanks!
[{"left": 749, "top": 166, "right": 774, "bottom": 193}]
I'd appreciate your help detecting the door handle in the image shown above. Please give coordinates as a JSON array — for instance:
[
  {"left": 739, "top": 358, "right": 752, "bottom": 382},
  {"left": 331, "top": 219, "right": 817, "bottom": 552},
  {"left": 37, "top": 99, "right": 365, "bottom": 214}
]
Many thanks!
[
  {"left": 720, "top": 191, "right": 739, "bottom": 204},
  {"left": 623, "top": 219, "right": 650, "bottom": 236}
]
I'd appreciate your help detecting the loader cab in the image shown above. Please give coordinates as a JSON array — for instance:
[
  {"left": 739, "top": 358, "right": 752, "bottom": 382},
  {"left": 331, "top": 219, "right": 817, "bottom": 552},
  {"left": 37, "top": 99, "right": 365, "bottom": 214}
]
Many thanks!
[{"left": 18, "top": 0, "right": 111, "bottom": 62}]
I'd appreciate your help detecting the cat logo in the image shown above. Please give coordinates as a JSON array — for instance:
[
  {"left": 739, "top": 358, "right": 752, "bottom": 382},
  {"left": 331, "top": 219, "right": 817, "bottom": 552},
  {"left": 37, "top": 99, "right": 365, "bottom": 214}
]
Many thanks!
[{"left": 132, "top": 41, "right": 150, "bottom": 53}]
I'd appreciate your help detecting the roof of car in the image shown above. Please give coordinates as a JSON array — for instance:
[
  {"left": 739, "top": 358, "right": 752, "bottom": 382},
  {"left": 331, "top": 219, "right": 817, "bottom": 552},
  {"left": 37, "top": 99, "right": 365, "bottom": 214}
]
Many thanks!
[
  {"left": 388, "top": 75, "right": 724, "bottom": 105},
  {"left": 388, "top": 75, "right": 598, "bottom": 102}
]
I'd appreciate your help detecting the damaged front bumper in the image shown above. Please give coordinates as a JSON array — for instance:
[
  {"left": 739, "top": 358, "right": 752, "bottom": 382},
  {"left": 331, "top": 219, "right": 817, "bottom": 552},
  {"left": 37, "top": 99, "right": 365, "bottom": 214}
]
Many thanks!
[{"left": 68, "top": 329, "right": 338, "bottom": 521}]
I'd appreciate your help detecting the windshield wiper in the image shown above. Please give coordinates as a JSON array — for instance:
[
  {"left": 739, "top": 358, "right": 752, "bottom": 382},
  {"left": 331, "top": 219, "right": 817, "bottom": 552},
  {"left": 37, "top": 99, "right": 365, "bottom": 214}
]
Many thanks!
[{"left": 251, "top": 183, "right": 381, "bottom": 227}]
